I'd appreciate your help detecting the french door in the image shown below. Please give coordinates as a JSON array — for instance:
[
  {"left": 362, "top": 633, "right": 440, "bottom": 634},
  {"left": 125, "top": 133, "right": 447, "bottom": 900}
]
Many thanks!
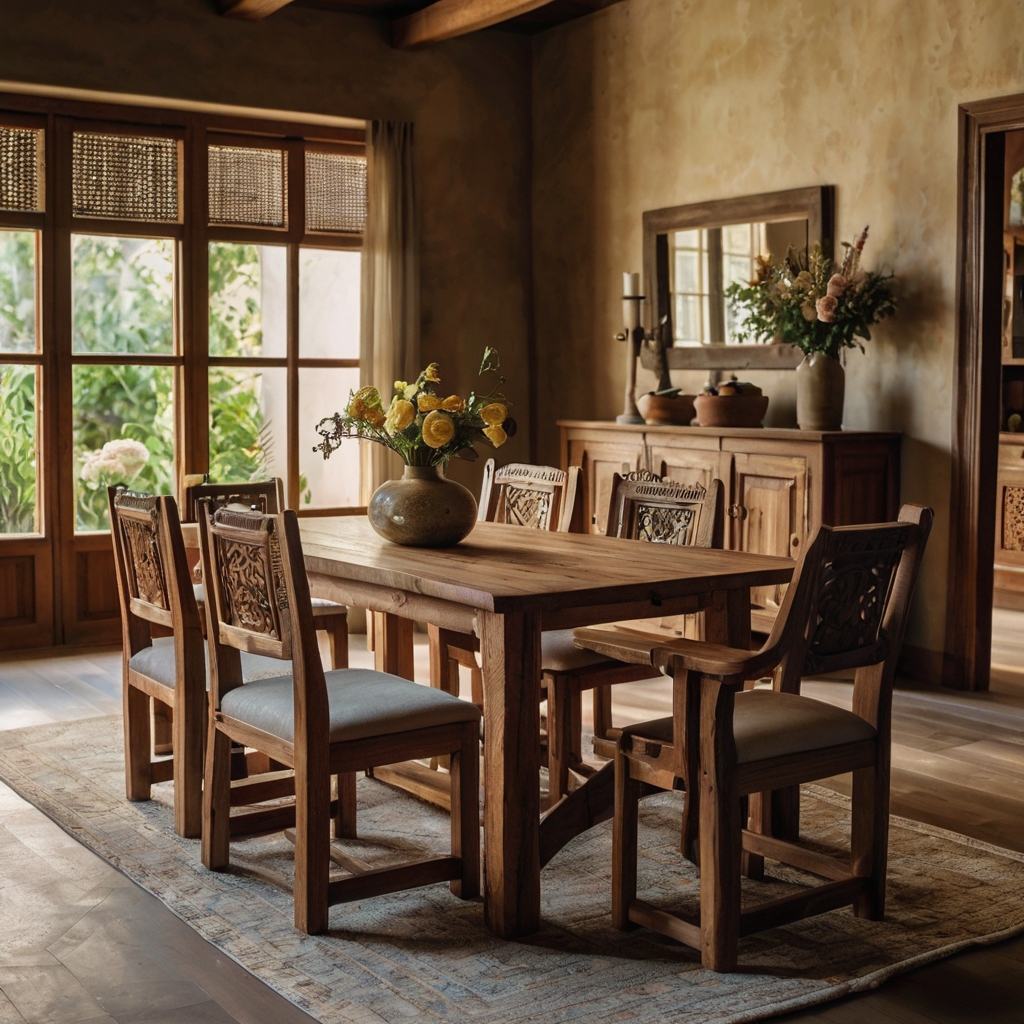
[{"left": 0, "top": 96, "right": 364, "bottom": 650}]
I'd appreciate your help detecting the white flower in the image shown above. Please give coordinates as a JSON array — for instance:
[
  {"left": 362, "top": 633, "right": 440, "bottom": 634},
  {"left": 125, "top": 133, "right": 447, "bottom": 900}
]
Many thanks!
[
  {"left": 826, "top": 274, "right": 849, "bottom": 298},
  {"left": 80, "top": 439, "right": 150, "bottom": 485}
]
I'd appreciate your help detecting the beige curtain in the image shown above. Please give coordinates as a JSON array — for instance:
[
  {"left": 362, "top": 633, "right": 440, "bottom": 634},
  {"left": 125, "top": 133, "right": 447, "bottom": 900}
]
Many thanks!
[{"left": 359, "top": 120, "right": 420, "bottom": 503}]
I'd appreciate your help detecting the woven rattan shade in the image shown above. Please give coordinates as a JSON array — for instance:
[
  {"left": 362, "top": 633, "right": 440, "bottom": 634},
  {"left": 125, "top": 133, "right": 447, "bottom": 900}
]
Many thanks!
[
  {"left": 208, "top": 145, "right": 287, "bottom": 228},
  {"left": 72, "top": 132, "right": 180, "bottom": 222},
  {"left": 306, "top": 152, "right": 366, "bottom": 234},
  {"left": 0, "top": 126, "right": 44, "bottom": 213}
]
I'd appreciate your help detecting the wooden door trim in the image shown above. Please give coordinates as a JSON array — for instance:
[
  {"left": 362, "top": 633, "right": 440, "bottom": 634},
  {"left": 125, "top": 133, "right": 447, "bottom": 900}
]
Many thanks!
[{"left": 948, "top": 93, "right": 1024, "bottom": 691}]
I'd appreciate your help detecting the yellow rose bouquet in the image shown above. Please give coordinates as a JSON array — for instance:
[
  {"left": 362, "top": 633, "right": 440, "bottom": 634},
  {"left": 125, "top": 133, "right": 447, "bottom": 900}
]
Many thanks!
[{"left": 314, "top": 347, "right": 514, "bottom": 467}]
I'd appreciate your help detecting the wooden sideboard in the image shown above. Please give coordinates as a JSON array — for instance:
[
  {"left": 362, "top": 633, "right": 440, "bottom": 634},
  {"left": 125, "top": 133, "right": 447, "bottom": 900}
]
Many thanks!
[
  {"left": 995, "top": 433, "right": 1024, "bottom": 610},
  {"left": 559, "top": 420, "right": 901, "bottom": 632}
]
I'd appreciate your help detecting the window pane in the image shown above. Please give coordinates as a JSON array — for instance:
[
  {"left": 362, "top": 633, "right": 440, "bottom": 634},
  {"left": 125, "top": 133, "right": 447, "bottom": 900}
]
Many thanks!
[
  {"left": 299, "top": 248, "right": 360, "bottom": 359},
  {"left": 72, "top": 236, "right": 174, "bottom": 355},
  {"left": 0, "top": 229, "right": 37, "bottom": 353},
  {"left": 0, "top": 126, "right": 44, "bottom": 213},
  {"left": 674, "top": 250, "right": 699, "bottom": 294},
  {"left": 208, "top": 366, "right": 286, "bottom": 485},
  {"left": 208, "top": 145, "right": 287, "bottom": 228},
  {"left": 208, "top": 243, "right": 286, "bottom": 358},
  {"left": 72, "top": 132, "right": 179, "bottom": 223},
  {"left": 675, "top": 294, "right": 701, "bottom": 345},
  {"left": 73, "top": 364, "right": 174, "bottom": 532},
  {"left": 299, "top": 367, "right": 360, "bottom": 508},
  {"left": 674, "top": 229, "right": 699, "bottom": 249},
  {"left": 0, "top": 365, "right": 39, "bottom": 534},
  {"left": 722, "top": 223, "right": 751, "bottom": 253},
  {"left": 725, "top": 255, "right": 752, "bottom": 288}
]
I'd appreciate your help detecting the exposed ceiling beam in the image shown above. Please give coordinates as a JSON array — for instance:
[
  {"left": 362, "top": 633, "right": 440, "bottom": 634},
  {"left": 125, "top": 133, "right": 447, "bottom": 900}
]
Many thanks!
[
  {"left": 219, "top": 0, "right": 296, "bottom": 20},
  {"left": 392, "top": 0, "right": 555, "bottom": 48}
]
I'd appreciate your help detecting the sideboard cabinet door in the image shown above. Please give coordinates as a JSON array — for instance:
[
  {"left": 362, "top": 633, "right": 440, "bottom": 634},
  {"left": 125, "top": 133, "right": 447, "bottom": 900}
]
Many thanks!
[
  {"left": 731, "top": 452, "right": 809, "bottom": 629},
  {"left": 567, "top": 437, "right": 644, "bottom": 533},
  {"left": 647, "top": 441, "right": 728, "bottom": 494}
]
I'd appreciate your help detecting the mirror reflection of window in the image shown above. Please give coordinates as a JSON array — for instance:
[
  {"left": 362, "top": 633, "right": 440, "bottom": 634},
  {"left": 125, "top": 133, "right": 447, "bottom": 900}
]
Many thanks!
[
  {"left": 1011, "top": 168, "right": 1024, "bottom": 226},
  {"left": 668, "top": 218, "right": 808, "bottom": 346}
]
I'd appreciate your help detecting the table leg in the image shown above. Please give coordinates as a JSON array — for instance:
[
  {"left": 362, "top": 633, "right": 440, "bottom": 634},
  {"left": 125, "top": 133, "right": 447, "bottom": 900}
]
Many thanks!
[
  {"left": 479, "top": 609, "right": 542, "bottom": 939},
  {"left": 373, "top": 612, "right": 414, "bottom": 680}
]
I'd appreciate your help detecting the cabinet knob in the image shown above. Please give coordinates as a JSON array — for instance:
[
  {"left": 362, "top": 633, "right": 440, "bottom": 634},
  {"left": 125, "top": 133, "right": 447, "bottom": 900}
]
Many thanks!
[
  {"left": 728, "top": 504, "right": 748, "bottom": 521},
  {"left": 790, "top": 533, "right": 801, "bottom": 552}
]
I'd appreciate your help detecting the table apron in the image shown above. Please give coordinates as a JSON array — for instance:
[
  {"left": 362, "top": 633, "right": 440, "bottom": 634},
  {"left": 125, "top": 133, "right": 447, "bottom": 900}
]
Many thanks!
[{"left": 306, "top": 573, "right": 478, "bottom": 635}]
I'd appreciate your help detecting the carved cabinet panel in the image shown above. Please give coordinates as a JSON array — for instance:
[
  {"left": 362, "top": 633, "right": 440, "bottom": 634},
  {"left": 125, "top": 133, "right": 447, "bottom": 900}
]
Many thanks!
[
  {"left": 566, "top": 436, "right": 643, "bottom": 534},
  {"left": 995, "top": 437, "right": 1024, "bottom": 610}
]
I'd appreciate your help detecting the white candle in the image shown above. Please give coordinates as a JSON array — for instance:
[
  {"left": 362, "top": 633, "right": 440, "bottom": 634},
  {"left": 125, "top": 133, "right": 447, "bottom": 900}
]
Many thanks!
[{"left": 623, "top": 272, "right": 640, "bottom": 297}]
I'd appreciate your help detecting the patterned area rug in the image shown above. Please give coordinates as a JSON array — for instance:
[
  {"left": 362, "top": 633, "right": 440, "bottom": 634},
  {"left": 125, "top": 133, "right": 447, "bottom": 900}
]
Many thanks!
[{"left": 1, "top": 715, "right": 1024, "bottom": 1024}]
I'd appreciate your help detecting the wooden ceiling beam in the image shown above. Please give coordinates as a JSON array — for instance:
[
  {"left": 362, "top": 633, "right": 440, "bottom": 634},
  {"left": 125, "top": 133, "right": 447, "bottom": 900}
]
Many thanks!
[
  {"left": 392, "top": 0, "right": 556, "bottom": 48},
  {"left": 219, "top": 0, "right": 296, "bottom": 20}
]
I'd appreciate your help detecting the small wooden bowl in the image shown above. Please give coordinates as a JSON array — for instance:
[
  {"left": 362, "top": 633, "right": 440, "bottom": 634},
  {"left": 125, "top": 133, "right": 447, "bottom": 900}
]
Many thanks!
[
  {"left": 636, "top": 393, "right": 696, "bottom": 426},
  {"left": 693, "top": 394, "right": 769, "bottom": 428}
]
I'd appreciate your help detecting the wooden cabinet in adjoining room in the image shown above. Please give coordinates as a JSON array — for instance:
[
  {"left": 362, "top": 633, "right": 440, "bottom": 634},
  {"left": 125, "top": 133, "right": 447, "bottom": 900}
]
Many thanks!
[
  {"left": 995, "top": 435, "right": 1024, "bottom": 609},
  {"left": 559, "top": 421, "right": 901, "bottom": 632}
]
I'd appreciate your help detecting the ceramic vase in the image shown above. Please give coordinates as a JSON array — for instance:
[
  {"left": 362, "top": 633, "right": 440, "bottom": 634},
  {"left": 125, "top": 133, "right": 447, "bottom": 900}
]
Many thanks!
[
  {"left": 796, "top": 352, "right": 845, "bottom": 431},
  {"left": 368, "top": 464, "right": 478, "bottom": 547}
]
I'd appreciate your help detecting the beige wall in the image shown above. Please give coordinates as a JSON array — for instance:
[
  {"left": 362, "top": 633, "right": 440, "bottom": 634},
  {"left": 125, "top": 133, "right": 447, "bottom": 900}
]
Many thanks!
[
  {"left": 532, "top": 0, "right": 1024, "bottom": 658},
  {"left": 0, "top": 0, "right": 533, "bottom": 490}
]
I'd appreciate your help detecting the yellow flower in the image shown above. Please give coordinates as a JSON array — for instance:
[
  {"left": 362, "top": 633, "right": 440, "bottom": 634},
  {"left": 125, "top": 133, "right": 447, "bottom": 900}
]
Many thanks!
[
  {"left": 395, "top": 380, "right": 419, "bottom": 401},
  {"left": 347, "top": 397, "right": 366, "bottom": 420},
  {"left": 353, "top": 385, "right": 381, "bottom": 407},
  {"left": 421, "top": 411, "right": 455, "bottom": 448},
  {"left": 423, "top": 362, "right": 441, "bottom": 383},
  {"left": 347, "top": 386, "right": 382, "bottom": 421},
  {"left": 385, "top": 397, "right": 415, "bottom": 435},
  {"left": 483, "top": 424, "right": 507, "bottom": 448},
  {"left": 441, "top": 395, "right": 466, "bottom": 413},
  {"left": 364, "top": 407, "right": 385, "bottom": 429},
  {"left": 480, "top": 402, "right": 507, "bottom": 425},
  {"left": 417, "top": 393, "right": 442, "bottom": 412}
]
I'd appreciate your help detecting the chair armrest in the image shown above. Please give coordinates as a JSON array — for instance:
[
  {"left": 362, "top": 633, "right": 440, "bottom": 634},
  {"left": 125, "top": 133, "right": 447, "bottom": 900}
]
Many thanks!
[{"left": 573, "top": 626, "right": 780, "bottom": 680}]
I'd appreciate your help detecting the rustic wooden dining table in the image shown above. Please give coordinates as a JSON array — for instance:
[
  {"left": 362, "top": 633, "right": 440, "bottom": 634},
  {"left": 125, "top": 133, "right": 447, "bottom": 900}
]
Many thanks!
[{"left": 299, "top": 516, "right": 794, "bottom": 939}]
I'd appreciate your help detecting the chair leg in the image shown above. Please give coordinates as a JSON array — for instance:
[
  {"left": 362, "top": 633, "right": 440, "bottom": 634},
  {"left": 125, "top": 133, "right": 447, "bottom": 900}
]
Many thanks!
[
  {"left": 334, "top": 772, "right": 357, "bottom": 840},
  {"left": 742, "top": 792, "right": 769, "bottom": 880},
  {"left": 293, "top": 757, "right": 332, "bottom": 934},
  {"left": 323, "top": 613, "right": 349, "bottom": 670},
  {"left": 851, "top": 762, "right": 889, "bottom": 920},
  {"left": 123, "top": 682, "right": 151, "bottom": 802},
  {"left": 612, "top": 744, "right": 642, "bottom": 930},
  {"left": 427, "top": 623, "right": 461, "bottom": 696},
  {"left": 699, "top": 680, "right": 741, "bottom": 973},
  {"left": 545, "top": 672, "right": 581, "bottom": 808},
  {"left": 173, "top": 691, "right": 204, "bottom": 841},
  {"left": 201, "top": 724, "right": 232, "bottom": 871},
  {"left": 593, "top": 685, "right": 613, "bottom": 740},
  {"left": 153, "top": 699, "right": 173, "bottom": 756},
  {"left": 771, "top": 785, "right": 801, "bottom": 842},
  {"left": 450, "top": 720, "right": 480, "bottom": 899}
]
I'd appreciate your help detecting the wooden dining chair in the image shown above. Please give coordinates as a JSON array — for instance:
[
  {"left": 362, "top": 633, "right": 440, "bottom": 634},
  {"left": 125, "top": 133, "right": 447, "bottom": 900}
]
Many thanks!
[
  {"left": 575, "top": 504, "right": 933, "bottom": 972},
  {"left": 543, "top": 472, "right": 724, "bottom": 805},
  {"left": 428, "top": 459, "right": 583, "bottom": 709},
  {"left": 183, "top": 478, "right": 349, "bottom": 670},
  {"left": 198, "top": 502, "right": 481, "bottom": 934}
]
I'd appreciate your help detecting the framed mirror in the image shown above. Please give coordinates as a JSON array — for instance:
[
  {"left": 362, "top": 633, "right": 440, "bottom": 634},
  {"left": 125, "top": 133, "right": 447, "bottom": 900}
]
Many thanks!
[{"left": 641, "top": 185, "right": 835, "bottom": 372}]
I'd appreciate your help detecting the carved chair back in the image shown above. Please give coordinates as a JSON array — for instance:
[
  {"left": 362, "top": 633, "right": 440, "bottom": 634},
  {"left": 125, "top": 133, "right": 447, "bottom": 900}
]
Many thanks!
[
  {"left": 197, "top": 503, "right": 325, "bottom": 720},
  {"left": 760, "top": 506, "right": 933, "bottom": 717},
  {"left": 606, "top": 470, "right": 725, "bottom": 549},
  {"left": 108, "top": 486, "right": 202, "bottom": 656},
  {"left": 478, "top": 459, "right": 583, "bottom": 533},
  {"left": 183, "top": 478, "right": 285, "bottom": 523}
]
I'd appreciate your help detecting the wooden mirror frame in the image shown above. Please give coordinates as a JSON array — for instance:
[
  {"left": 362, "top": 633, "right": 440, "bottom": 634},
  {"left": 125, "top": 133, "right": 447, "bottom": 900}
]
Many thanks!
[{"left": 640, "top": 185, "right": 836, "bottom": 372}]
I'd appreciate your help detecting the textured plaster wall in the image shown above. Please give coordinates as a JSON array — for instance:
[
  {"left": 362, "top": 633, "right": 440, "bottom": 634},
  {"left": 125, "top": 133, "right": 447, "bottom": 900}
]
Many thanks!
[
  {"left": 0, "top": 0, "right": 533, "bottom": 489},
  {"left": 531, "top": 0, "right": 1024, "bottom": 657}
]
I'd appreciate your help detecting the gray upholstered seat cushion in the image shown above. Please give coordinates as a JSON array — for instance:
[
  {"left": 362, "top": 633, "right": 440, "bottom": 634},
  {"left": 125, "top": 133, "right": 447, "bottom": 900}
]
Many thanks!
[
  {"left": 218, "top": 669, "right": 481, "bottom": 744},
  {"left": 128, "top": 636, "right": 289, "bottom": 690},
  {"left": 541, "top": 629, "right": 622, "bottom": 673},
  {"left": 192, "top": 583, "right": 343, "bottom": 614},
  {"left": 621, "top": 690, "right": 877, "bottom": 765}
]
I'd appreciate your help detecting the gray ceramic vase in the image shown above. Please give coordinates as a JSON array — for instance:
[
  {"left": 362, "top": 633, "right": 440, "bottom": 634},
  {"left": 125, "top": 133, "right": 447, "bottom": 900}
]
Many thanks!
[
  {"left": 368, "top": 464, "right": 478, "bottom": 547},
  {"left": 796, "top": 352, "right": 845, "bottom": 431}
]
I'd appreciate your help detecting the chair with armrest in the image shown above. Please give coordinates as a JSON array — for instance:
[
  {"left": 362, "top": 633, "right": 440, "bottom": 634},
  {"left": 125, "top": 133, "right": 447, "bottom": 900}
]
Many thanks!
[
  {"left": 198, "top": 503, "right": 481, "bottom": 934},
  {"left": 183, "top": 478, "right": 349, "bottom": 670},
  {"left": 574, "top": 504, "right": 932, "bottom": 972}
]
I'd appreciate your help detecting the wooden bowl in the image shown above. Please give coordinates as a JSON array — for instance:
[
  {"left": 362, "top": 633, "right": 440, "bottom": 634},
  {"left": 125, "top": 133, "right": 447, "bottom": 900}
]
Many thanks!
[
  {"left": 636, "top": 393, "right": 696, "bottom": 426},
  {"left": 693, "top": 393, "right": 769, "bottom": 428}
]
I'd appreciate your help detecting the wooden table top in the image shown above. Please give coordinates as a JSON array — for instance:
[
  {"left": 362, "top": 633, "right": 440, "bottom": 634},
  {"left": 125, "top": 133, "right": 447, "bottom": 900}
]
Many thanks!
[{"left": 299, "top": 517, "right": 794, "bottom": 615}]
